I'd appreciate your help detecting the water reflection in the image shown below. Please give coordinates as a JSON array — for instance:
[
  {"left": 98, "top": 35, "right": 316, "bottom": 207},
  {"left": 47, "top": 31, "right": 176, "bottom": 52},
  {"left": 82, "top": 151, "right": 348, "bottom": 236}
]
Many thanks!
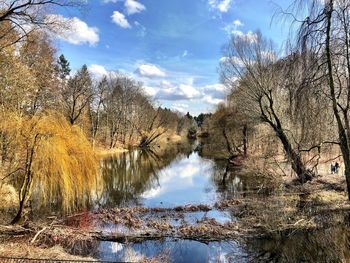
[
  {"left": 98, "top": 239, "right": 247, "bottom": 263},
  {"left": 245, "top": 225, "right": 350, "bottom": 262},
  {"left": 24, "top": 143, "right": 350, "bottom": 262},
  {"left": 99, "top": 145, "right": 246, "bottom": 208}
]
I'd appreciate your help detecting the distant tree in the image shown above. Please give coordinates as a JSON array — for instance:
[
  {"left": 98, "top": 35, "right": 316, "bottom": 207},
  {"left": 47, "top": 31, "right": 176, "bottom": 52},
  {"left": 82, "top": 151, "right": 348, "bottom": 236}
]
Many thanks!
[
  {"left": 62, "top": 65, "right": 93, "bottom": 125},
  {"left": 56, "top": 54, "right": 71, "bottom": 79},
  {"left": 195, "top": 113, "right": 212, "bottom": 127},
  {"left": 185, "top": 112, "right": 193, "bottom": 119}
]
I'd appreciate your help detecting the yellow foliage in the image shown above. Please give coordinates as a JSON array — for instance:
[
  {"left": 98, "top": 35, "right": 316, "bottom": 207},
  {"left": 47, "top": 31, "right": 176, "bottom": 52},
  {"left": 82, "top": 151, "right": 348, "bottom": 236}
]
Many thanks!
[
  {"left": 0, "top": 44, "right": 36, "bottom": 114},
  {"left": 1, "top": 111, "right": 99, "bottom": 213}
]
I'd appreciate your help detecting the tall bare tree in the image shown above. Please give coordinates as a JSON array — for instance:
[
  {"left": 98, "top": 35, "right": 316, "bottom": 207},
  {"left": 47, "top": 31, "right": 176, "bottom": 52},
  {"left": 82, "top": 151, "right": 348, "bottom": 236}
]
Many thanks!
[
  {"left": 220, "top": 31, "right": 323, "bottom": 182},
  {"left": 62, "top": 64, "right": 93, "bottom": 125},
  {"left": 292, "top": 0, "right": 350, "bottom": 198}
]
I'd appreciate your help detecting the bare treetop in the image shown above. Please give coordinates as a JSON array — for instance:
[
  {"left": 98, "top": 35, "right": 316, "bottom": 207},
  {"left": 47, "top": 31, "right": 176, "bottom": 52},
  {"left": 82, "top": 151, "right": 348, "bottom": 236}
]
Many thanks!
[{"left": 0, "top": 0, "right": 84, "bottom": 49}]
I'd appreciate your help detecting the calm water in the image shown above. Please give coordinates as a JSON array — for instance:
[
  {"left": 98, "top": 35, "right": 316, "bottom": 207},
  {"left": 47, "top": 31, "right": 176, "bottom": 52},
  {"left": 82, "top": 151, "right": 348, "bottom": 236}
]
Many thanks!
[
  {"left": 92, "top": 145, "right": 350, "bottom": 262},
  {"left": 100, "top": 149, "right": 243, "bottom": 208},
  {"left": 96, "top": 145, "right": 250, "bottom": 262},
  {"left": 26, "top": 143, "right": 350, "bottom": 262}
]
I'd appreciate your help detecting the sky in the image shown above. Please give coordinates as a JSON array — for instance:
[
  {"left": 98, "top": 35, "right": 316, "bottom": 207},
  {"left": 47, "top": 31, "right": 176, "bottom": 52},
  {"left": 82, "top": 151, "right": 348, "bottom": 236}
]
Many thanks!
[{"left": 53, "top": 0, "right": 292, "bottom": 115}]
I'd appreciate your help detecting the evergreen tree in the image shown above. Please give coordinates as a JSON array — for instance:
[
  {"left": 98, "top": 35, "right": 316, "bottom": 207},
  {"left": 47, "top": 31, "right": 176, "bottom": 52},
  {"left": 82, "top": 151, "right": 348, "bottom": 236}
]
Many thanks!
[{"left": 56, "top": 54, "right": 71, "bottom": 79}]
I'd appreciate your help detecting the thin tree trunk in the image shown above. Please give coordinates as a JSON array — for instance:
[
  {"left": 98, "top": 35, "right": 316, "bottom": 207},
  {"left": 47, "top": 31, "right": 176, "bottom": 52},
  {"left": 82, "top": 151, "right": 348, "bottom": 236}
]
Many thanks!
[
  {"left": 325, "top": 0, "right": 350, "bottom": 199},
  {"left": 243, "top": 125, "right": 248, "bottom": 156}
]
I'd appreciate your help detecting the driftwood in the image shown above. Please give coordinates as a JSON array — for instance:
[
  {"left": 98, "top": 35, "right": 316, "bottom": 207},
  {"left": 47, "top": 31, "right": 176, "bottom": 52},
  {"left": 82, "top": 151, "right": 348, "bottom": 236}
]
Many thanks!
[
  {"left": 0, "top": 225, "right": 33, "bottom": 236},
  {"left": 30, "top": 227, "right": 47, "bottom": 243}
]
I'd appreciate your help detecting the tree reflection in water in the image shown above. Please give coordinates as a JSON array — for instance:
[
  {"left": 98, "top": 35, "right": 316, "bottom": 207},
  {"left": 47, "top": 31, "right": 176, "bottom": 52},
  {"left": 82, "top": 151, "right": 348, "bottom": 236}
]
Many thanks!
[
  {"left": 245, "top": 223, "right": 350, "bottom": 262},
  {"left": 98, "top": 144, "right": 194, "bottom": 208}
]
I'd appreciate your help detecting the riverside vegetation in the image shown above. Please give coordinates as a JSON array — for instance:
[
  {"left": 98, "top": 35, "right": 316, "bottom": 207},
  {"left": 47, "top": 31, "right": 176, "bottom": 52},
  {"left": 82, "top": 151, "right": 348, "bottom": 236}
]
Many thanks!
[{"left": 1, "top": 0, "right": 350, "bottom": 262}]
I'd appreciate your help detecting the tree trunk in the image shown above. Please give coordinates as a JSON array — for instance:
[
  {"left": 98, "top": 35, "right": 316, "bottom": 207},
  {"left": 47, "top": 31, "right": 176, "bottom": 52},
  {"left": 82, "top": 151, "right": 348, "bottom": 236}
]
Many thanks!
[
  {"left": 324, "top": 0, "right": 350, "bottom": 200},
  {"left": 222, "top": 127, "right": 233, "bottom": 156},
  {"left": 275, "top": 127, "right": 312, "bottom": 183},
  {"left": 243, "top": 125, "right": 248, "bottom": 156}
]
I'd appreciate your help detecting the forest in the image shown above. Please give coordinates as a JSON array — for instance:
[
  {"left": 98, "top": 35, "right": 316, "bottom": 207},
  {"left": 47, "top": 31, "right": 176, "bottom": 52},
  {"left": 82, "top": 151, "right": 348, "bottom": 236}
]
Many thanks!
[{"left": 1, "top": 0, "right": 350, "bottom": 262}]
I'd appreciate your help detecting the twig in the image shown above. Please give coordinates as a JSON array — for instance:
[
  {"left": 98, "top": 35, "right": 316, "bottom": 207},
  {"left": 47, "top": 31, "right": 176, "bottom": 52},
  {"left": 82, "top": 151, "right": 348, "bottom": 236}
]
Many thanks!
[{"left": 30, "top": 227, "right": 47, "bottom": 243}]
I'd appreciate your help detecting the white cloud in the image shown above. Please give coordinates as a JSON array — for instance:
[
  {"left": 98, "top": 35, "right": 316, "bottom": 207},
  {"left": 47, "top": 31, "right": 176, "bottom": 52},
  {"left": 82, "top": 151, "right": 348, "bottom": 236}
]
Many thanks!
[
  {"left": 125, "top": 0, "right": 146, "bottom": 15},
  {"left": 202, "top": 95, "right": 224, "bottom": 105},
  {"left": 209, "top": 0, "right": 232, "bottom": 13},
  {"left": 182, "top": 50, "right": 188, "bottom": 57},
  {"left": 220, "top": 56, "right": 245, "bottom": 67},
  {"left": 179, "top": 84, "right": 201, "bottom": 98},
  {"left": 232, "top": 30, "right": 257, "bottom": 43},
  {"left": 155, "top": 81, "right": 202, "bottom": 101},
  {"left": 111, "top": 11, "right": 131, "bottom": 28},
  {"left": 143, "top": 86, "right": 157, "bottom": 96},
  {"left": 224, "top": 19, "right": 244, "bottom": 35},
  {"left": 135, "top": 64, "right": 166, "bottom": 78},
  {"left": 171, "top": 103, "right": 189, "bottom": 114},
  {"left": 88, "top": 64, "right": 109, "bottom": 78},
  {"left": 46, "top": 15, "right": 99, "bottom": 46},
  {"left": 233, "top": 19, "right": 243, "bottom": 27}
]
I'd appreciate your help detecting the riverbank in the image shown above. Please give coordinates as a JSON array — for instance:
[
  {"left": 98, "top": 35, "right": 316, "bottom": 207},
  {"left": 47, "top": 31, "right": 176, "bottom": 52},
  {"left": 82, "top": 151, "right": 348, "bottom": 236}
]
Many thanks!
[
  {"left": 1, "top": 167, "right": 349, "bottom": 261},
  {"left": 94, "top": 133, "right": 185, "bottom": 157},
  {"left": 1, "top": 144, "right": 350, "bottom": 262}
]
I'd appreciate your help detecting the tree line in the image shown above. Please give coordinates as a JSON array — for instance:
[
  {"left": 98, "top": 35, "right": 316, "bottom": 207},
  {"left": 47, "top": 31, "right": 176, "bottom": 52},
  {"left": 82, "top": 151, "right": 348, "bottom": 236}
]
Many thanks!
[{"left": 0, "top": 0, "right": 194, "bottom": 223}]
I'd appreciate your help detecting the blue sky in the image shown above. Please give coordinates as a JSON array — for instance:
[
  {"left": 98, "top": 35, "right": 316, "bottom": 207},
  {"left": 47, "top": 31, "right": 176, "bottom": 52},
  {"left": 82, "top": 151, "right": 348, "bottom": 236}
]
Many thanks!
[{"left": 54, "top": 0, "right": 292, "bottom": 115}]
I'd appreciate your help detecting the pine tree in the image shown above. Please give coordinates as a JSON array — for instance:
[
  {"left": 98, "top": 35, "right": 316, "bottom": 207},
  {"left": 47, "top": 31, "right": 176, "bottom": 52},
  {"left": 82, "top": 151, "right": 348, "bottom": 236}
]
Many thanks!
[{"left": 56, "top": 54, "right": 71, "bottom": 79}]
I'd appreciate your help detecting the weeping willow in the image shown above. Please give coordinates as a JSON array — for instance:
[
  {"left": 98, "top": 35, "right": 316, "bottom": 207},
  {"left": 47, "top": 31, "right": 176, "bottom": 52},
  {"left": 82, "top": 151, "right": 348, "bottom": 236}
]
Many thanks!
[{"left": 0, "top": 111, "right": 99, "bottom": 223}]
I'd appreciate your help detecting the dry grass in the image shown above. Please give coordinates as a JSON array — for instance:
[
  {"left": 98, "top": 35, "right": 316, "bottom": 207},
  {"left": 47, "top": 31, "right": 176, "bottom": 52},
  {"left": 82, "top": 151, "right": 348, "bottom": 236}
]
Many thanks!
[
  {"left": 95, "top": 146, "right": 128, "bottom": 157},
  {"left": 0, "top": 242, "right": 96, "bottom": 261},
  {"left": 309, "top": 190, "right": 347, "bottom": 204}
]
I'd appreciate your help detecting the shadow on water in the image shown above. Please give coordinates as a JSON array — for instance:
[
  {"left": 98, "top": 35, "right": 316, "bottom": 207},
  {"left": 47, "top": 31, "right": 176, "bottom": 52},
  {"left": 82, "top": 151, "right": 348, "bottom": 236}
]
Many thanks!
[{"left": 245, "top": 223, "right": 350, "bottom": 262}]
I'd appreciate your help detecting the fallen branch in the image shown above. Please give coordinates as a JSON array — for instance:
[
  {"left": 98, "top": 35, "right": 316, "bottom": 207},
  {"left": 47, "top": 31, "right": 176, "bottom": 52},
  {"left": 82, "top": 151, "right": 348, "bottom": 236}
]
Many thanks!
[{"left": 31, "top": 227, "right": 47, "bottom": 243}]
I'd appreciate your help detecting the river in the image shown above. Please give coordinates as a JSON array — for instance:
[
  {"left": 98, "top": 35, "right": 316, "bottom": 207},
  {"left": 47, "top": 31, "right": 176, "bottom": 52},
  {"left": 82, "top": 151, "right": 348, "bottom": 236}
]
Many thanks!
[
  {"left": 26, "top": 142, "right": 350, "bottom": 262},
  {"left": 92, "top": 144, "right": 350, "bottom": 262}
]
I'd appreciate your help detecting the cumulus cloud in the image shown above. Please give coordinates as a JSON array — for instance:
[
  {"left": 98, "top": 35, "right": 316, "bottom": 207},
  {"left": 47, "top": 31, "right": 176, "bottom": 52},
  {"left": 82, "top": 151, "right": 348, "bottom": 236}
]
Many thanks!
[
  {"left": 233, "top": 19, "right": 243, "bottom": 27},
  {"left": 88, "top": 64, "right": 109, "bottom": 78},
  {"left": 220, "top": 56, "right": 245, "bottom": 67},
  {"left": 141, "top": 77, "right": 226, "bottom": 106},
  {"left": 143, "top": 86, "right": 157, "bottom": 97},
  {"left": 224, "top": 19, "right": 244, "bottom": 35},
  {"left": 209, "top": 0, "right": 232, "bottom": 12},
  {"left": 202, "top": 95, "right": 224, "bottom": 105},
  {"left": 46, "top": 15, "right": 99, "bottom": 45},
  {"left": 232, "top": 30, "right": 257, "bottom": 43},
  {"left": 135, "top": 64, "right": 166, "bottom": 78},
  {"left": 111, "top": 11, "right": 131, "bottom": 28},
  {"left": 202, "top": 84, "right": 226, "bottom": 99},
  {"left": 154, "top": 81, "right": 202, "bottom": 101},
  {"left": 125, "top": 0, "right": 146, "bottom": 15},
  {"left": 171, "top": 103, "right": 189, "bottom": 114}
]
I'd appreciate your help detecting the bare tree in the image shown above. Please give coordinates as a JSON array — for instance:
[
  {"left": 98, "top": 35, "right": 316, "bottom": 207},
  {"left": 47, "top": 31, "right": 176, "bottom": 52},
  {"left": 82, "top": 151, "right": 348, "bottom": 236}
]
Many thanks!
[
  {"left": 220, "top": 31, "right": 320, "bottom": 182},
  {"left": 62, "top": 64, "right": 93, "bottom": 125},
  {"left": 292, "top": 0, "right": 350, "bottom": 198},
  {"left": 0, "top": 0, "right": 84, "bottom": 49}
]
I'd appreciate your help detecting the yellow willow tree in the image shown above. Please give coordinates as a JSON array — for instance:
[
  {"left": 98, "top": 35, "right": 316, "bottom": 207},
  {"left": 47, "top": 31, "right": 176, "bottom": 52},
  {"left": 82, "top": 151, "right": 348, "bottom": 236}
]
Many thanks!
[{"left": 2, "top": 111, "right": 99, "bottom": 224}]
